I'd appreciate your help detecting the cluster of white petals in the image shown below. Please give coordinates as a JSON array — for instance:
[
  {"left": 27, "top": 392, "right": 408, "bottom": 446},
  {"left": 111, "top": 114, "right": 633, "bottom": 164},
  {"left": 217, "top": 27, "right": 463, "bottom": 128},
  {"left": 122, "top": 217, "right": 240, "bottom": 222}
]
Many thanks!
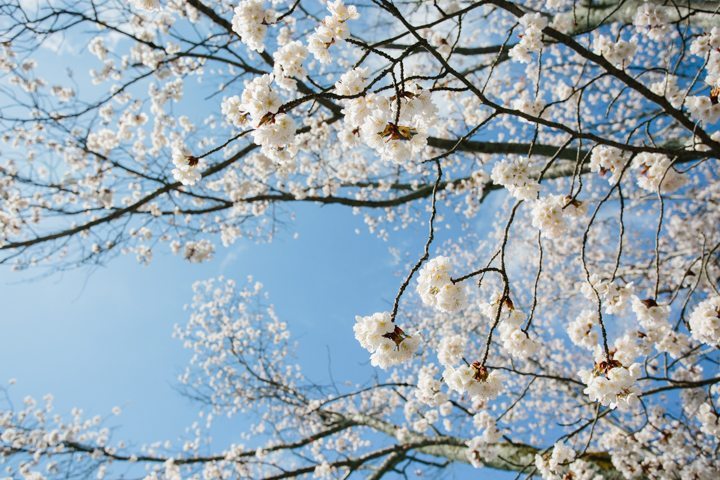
[
  {"left": 436, "top": 334, "right": 466, "bottom": 367},
  {"left": 232, "top": 0, "right": 275, "bottom": 53},
  {"left": 530, "top": 194, "right": 586, "bottom": 238},
  {"left": 567, "top": 310, "right": 599, "bottom": 350},
  {"left": 581, "top": 275, "right": 633, "bottom": 315},
  {"left": 633, "top": 3, "right": 669, "bottom": 41},
  {"left": 589, "top": 145, "right": 630, "bottom": 185},
  {"left": 497, "top": 306, "right": 539, "bottom": 359},
  {"left": 221, "top": 75, "right": 297, "bottom": 161},
  {"left": 353, "top": 312, "right": 419, "bottom": 369},
  {"left": 687, "top": 95, "right": 720, "bottom": 124},
  {"left": 491, "top": 157, "right": 540, "bottom": 200},
  {"left": 509, "top": 13, "right": 547, "bottom": 63},
  {"left": 308, "top": 0, "right": 359, "bottom": 63},
  {"left": 182, "top": 239, "right": 215, "bottom": 263},
  {"left": 631, "top": 297, "right": 691, "bottom": 359},
  {"left": 272, "top": 41, "right": 308, "bottom": 90},
  {"left": 697, "top": 403, "right": 720, "bottom": 438},
  {"left": 444, "top": 362, "right": 504, "bottom": 402},
  {"left": 131, "top": 0, "right": 160, "bottom": 11},
  {"left": 535, "top": 442, "right": 576, "bottom": 480},
  {"left": 171, "top": 145, "right": 202, "bottom": 186},
  {"left": 415, "top": 364, "right": 449, "bottom": 406},
  {"left": 416, "top": 256, "right": 467, "bottom": 312},
  {"left": 592, "top": 35, "right": 637, "bottom": 68},
  {"left": 466, "top": 412, "right": 502, "bottom": 467},
  {"left": 580, "top": 359, "right": 640, "bottom": 410},
  {"left": 689, "top": 295, "right": 720, "bottom": 347},
  {"left": 632, "top": 153, "right": 686, "bottom": 193}
]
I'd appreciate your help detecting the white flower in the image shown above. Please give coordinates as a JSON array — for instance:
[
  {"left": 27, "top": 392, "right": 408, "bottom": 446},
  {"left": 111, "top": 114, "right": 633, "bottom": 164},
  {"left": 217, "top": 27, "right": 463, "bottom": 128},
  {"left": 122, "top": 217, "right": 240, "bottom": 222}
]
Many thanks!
[
  {"left": 472, "top": 411, "right": 501, "bottom": 443},
  {"left": 182, "top": 239, "right": 214, "bottom": 263},
  {"left": 313, "top": 462, "right": 335, "bottom": 478},
  {"left": 353, "top": 312, "right": 419, "bottom": 369},
  {"left": 593, "top": 35, "right": 637, "bottom": 68},
  {"left": 221, "top": 96, "right": 249, "bottom": 127},
  {"left": 132, "top": 0, "right": 160, "bottom": 11},
  {"left": 444, "top": 363, "right": 504, "bottom": 402},
  {"left": 497, "top": 308, "right": 539, "bottom": 359},
  {"left": 530, "top": 194, "right": 586, "bottom": 238},
  {"left": 335, "top": 67, "right": 368, "bottom": 96},
  {"left": 690, "top": 28, "right": 720, "bottom": 57},
  {"left": 273, "top": 41, "right": 307, "bottom": 90},
  {"left": 437, "top": 334, "right": 466, "bottom": 367},
  {"left": 307, "top": 0, "right": 359, "bottom": 63},
  {"left": 589, "top": 145, "right": 630, "bottom": 185},
  {"left": 687, "top": 95, "right": 720, "bottom": 125},
  {"left": 535, "top": 442, "right": 576, "bottom": 480},
  {"left": 232, "top": 0, "right": 275, "bottom": 53},
  {"left": 689, "top": 296, "right": 720, "bottom": 347},
  {"left": 632, "top": 152, "right": 686, "bottom": 193},
  {"left": 512, "top": 95, "right": 545, "bottom": 118},
  {"left": 581, "top": 275, "right": 634, "bottom": 315},
  {"left": 490, "top": 157, "right": 539, "bottom": 200},
  {"left": 415, "top": 365, "right": 448, "bottom": 406},
  {"left": 698, "top": 403, "right": 720, "bottom": 438},
  {"left": 567, "top": 310, "right": 598, "bottom": 350},
  {"left": 171, "top": 146, "right": 202, "bottom": 186},
  {"left": 633, "top": 3, "right": 669, "bottom": 41},
  {"left": 416, "top": 256, "right": 467, "bottom": 312},
  {"left": 580, "top": 361, "right": 640, "bottom": 410},
  {"left": 239, "top": 74, "right": 281, "bottom": 126},
  {"left": 466, "top": 435, "right": 486, "bottom": 468},
  {"left": 650, "top": 75, "right": 684, "bottom": 109},
  {"left": 509, "top": 13, "right": 547, "bottom": 63},
  {"left": 631, "top": 296, "right": 669, "bottom": 326}
]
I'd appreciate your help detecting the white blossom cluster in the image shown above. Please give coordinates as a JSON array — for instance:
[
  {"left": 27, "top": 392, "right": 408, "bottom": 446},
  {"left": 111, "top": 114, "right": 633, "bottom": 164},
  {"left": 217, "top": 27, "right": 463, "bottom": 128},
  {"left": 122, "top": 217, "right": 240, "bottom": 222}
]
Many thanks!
[
  {"left": 466, "top": 413, "right": 502, "bottom": 468},
  {"left": 174, "top": 277, "right": 293, "bottom": 418},
  {"left": 232, "top": 0, "right": 275, "bottom": 53},
  {"left": 687, "top": 95, "right": 720, "bottom": 124},
  {"left": 490, "top": 157, "right": 540, "bottom": 200},
  {"left": 530, "top": 194, "right": 585, "bottom": 238},
  {"left": 171, "top": 145, "right": 202, "bottom": 186},
  {"left": 337, "top": 80, "right": 437, "bottom": 165},
  {"left": 478, "top": 296, "right": 540, "bottom": 359},
  {"left": 580, "top": 275, "right": 634, "bottom": 315},
  {"left": 697, "top": 403, "right": 720, "bottom": 438},
  {"left": 579, "top": 359, "right": 641, "bottom": 410},
  {"left": 509, "top": 13, "right": 547, "bottom": 63},
  {"left": 308, "top": 0, "right": 359, "bottom": 63},
  {"left": 221, "top": 74, "right": 296, "bottom": 162},
  {"left": 444, "top": 362, "right": 504, "bottom": 403},
  {"left": 272, "top": 41, "right": 308, "bottom": 90},
  {"left": 632, "top": 152, "right": 686, "bottom": 193},
  {"left": 416, "top": 256, "right": 467, "bottom": 312},
  {"left": 535, "top": 442, "right": 575, "bottom": 480},
  {"left": 631, "top": 297, "right": 691, "bottom": 359},
  {"left": 589, "top": 145, "right": 631, "bottom": 185},
  {"left": 689, "top": 295, "right": 720, "bottom": 347},
  {"left": 353, "top": 312, "right": 420, "bottom": 369},
  {"left": 567, "top": 310, "right": 599, "bottom": 350},
  {"left": 633, "top": 3, "right": 670, "bottom": 41},
  {"left": 686, "top": 27, "right": 720, "bottom": 123},
  {"left": 436, "top": 334, "right": 466, "bottom": 367},
  {"left": 415, "top": 364, "right": 449, "bottom": 407},
  {"left": 592, "top": 34, "right": 637, "bottom": 68},
  {"left": 131, "top": 0, "right": 160, "bottom": 11},
  {"left": 0, "top": 392, "right": 122, "bottom": 480}
]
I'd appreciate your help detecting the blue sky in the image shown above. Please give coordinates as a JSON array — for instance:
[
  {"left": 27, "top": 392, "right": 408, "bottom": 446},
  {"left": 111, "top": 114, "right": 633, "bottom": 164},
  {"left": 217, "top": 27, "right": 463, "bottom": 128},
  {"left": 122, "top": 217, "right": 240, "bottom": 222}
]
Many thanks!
[{"left": 0, "top": 202, "right": 399, "bottom": 436}]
